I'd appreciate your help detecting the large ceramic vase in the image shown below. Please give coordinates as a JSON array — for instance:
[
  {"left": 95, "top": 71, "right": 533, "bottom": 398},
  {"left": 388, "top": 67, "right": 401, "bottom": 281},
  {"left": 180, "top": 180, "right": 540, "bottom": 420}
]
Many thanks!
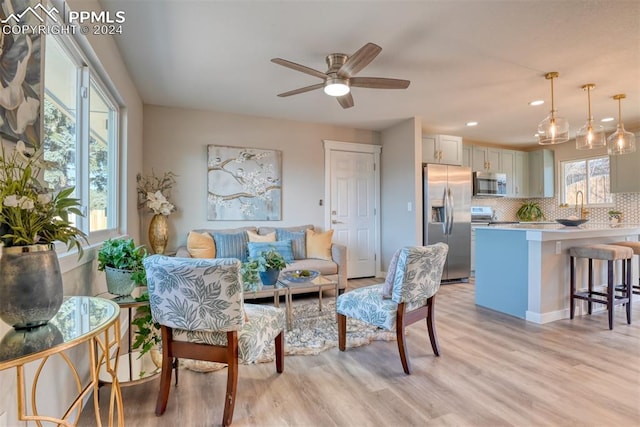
[
  {"left": 0, "top": 244, "right": 64, "bottom": 329},
  {"left": 259, "top": 268, "right": 281, "bottom": 286},
  {"left": 149, "top": 214, "right": 168, "bottom": 254}
]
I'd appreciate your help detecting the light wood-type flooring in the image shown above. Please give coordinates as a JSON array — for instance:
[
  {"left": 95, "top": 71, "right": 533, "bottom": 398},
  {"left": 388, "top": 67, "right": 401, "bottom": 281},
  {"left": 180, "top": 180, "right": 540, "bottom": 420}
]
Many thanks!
[{"left": 80, "top": 278, "right": 640, "bottom": 426}]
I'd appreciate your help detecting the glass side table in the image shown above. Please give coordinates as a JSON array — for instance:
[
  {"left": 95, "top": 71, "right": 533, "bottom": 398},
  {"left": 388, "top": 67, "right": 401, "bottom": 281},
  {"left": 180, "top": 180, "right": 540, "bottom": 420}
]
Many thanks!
[
  {"left": 96, "top": 287, "right": 161, "bottom": 386},
  {"left": 278, "top": 275, "right": 339, "bottom": 329}
]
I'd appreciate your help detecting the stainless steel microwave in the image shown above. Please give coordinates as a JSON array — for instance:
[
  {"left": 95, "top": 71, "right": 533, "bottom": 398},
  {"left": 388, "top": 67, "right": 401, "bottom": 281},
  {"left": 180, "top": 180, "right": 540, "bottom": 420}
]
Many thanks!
[{"left": 473, "top": 171, "right": 506, "bottom": 197}]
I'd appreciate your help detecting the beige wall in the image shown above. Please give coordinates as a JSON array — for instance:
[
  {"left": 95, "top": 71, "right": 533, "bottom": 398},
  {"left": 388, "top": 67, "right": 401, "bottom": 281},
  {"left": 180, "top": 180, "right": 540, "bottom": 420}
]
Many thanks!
[
  {"left": 0, "top": 0, "right": 143, "bottom": 423},
  {"left": 380, "top": 117, "right": 422, "bottom": 266},
  {"left": 141, "top": 105, "right": 379, "bottom": 252}
]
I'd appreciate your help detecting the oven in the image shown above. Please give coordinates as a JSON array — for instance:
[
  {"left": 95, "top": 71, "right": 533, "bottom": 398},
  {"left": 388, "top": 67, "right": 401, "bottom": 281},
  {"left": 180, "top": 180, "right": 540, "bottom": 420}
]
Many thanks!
[{"left": 473, "top": 171, "right": 506, "bottom": 197}]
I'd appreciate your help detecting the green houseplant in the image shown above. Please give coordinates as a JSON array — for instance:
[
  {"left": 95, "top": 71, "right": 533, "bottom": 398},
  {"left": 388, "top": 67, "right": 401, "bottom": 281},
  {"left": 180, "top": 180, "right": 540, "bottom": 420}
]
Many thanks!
[
  {"left": 516, "top": 201, "right": 545, "bottom": 222},
  {"left": 242, "top": 248, "right": 287, "bottom": 290},
  {"left": 0, "top": 141, "right": 88, "bottom": 329},
  {"left": 97, "top": 238, "right": 147, "bottom": 295}
]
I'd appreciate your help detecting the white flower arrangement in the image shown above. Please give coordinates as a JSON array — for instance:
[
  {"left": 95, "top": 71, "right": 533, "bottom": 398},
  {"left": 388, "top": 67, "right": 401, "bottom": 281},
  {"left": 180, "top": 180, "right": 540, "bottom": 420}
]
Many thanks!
[
  {"left": 136, "top": 171, "right": 177, "bottom": 216},
  {"left": 145, "top": 190, "right": 175, "bottom": 216}
]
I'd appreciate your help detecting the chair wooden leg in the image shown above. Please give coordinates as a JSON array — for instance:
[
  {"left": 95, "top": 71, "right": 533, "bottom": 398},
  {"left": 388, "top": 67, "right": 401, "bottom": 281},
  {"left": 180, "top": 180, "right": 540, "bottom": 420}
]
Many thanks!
[
  {"left": 222, "top": 332, "right": 238, "bottom": 427},
  {"left": 274, "top": 331, "right": 284, "bottom": 373},
  {"left": 337, "top": 313, "right": 347, "bottom": 351},
  {"left": 155, "top": 326, "right": 173, "bottom": 416},
  {"left": 425, "top": 296, "right": 441, "bottom": 357},
  {"left": 395, "top": 303, "right": 411, "bottom": 375}
]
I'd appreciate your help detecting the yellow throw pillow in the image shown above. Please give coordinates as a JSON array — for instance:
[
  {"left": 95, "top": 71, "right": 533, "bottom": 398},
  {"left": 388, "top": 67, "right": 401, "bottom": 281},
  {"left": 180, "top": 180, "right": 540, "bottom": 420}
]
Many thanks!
[
  {"left": 306, "top": 229, "right": 334, "bottom": 261},
  {"left": 246, "top": 230, "right": 276, "bottom": 242},
  {"left": 187, "top": 231, "right": 216, "bottom": 258}
]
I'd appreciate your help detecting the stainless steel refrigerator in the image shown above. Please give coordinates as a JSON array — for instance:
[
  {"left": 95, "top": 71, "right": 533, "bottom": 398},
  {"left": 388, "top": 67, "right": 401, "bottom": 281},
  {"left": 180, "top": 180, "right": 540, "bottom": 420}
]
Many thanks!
[{"left": 423, "top": 164, "right": 471, "bottom": 281}]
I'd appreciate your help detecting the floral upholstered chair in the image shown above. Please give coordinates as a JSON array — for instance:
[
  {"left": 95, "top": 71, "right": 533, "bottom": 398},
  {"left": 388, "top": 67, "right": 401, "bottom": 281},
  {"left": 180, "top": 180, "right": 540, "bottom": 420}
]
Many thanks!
[
  {"left": 143, "top": 255, "right": 285, "bottom": 426},
  {"left": 336, "top": 243, "right": 448, "bottom": 374}
]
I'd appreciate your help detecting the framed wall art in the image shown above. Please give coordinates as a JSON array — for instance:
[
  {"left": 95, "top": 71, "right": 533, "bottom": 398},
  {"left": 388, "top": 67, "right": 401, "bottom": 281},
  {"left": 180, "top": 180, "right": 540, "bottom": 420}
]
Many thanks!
[
  {"left": 207, "top": 145, "right": 282, "bottom": 220},
  {"left": 0, "top": 0, "right": 44, "bottom": 147}
]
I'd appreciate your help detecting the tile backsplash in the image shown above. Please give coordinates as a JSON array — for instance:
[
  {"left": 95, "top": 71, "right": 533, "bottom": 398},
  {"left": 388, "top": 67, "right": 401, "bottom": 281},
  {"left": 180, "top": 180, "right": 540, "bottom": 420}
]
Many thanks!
[{"left": 472, "top": 192, "right": 640, "bottom": 224}]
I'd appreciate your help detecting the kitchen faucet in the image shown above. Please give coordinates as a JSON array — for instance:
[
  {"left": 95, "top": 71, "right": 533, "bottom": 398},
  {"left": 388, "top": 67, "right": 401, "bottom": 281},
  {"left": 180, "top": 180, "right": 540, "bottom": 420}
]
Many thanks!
[{"left": 575, "top": 190, "right": 589, "bottom": 219}]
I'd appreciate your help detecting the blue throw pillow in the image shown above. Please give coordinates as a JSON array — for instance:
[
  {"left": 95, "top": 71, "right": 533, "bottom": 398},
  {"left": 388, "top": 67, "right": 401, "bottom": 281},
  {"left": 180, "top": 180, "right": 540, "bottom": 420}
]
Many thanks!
[
  {"left": 247, "top": 240, "right": 294, "bottom": 263},
  {"left": 213, "top": 232, "right": 249, "bottom": 262},
  {"left": 276, "top": 229, "right": 306, "bottom": 259}
]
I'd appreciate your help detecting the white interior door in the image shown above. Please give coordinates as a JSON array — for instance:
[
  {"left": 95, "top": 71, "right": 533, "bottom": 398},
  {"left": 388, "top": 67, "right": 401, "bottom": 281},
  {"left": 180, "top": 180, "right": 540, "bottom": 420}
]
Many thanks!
[{"left": 327, "top": 147, "right": 378, "bottom": 278}]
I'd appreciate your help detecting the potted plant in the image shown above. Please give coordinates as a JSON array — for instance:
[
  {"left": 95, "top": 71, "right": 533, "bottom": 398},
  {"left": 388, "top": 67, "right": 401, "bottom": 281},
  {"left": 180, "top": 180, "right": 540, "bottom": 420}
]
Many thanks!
[
  {"left": 516, "top": 201, "right": 545, "bottom": 222},
  {"left": 98, "top": 238, "right": 147, "bottom": 296},
  {"left": 0, "top": 141, "right": 87, "bottom": 329},
  {"left": 608, "top": 210, "right": 622, "bottom": 225},
  {"left": 242, "top": 249, "right": 287, "bottom": 288}
]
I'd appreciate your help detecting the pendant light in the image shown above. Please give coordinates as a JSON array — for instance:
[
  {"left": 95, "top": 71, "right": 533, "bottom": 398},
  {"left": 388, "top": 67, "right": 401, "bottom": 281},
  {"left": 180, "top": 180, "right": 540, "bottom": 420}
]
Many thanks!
[
  {"left": 537, "top": 72, "right": 570, "bottom": 145},
  {"left": 607, "top": 94, "right": 636, "bottom": 155},
  {"left": 576, "top": 84, "right": 606, "bottom": 150}
]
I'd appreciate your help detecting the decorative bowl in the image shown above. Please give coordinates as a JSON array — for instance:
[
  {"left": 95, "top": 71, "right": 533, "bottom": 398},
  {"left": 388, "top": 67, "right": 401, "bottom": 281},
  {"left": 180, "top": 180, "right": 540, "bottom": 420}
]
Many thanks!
[
  {"left": 281, "top": 270, "right": 320, "bottom": 283},
  {"left": 555, "top": 219, "right": 588, "bottom": 227}
]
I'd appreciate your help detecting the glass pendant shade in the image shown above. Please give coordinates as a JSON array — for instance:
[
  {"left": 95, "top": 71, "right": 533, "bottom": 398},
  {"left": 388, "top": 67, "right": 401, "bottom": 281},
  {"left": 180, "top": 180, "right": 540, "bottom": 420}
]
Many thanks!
[
  {"left": 607, "top": 94, "right": 636, "bottom": 155},
  {"left": 576, "top": 84, "right": 606, "bottom": 150},
  {"left": 537, "top": 72, "right": 569, "bottom": 145}
]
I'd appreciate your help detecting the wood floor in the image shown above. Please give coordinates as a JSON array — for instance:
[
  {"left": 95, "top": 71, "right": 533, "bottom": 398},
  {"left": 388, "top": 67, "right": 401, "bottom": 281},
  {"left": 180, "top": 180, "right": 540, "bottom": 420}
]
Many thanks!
[{"left": 80, "top": 278, "right": 640, "bottom": 426}]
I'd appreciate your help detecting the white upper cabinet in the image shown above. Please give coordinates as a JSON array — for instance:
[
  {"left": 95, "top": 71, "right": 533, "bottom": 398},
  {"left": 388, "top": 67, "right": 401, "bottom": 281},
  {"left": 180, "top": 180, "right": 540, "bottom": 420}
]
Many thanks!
[
  {"left": 610, "top": 143, "right": 640, "bottom": 193},
  {"left": 422, "top": 134, "right": 463, "bottom": 166},
  {"left": 500, "top": 149, "right": 516, "bottom": 196},
  {"left": 513, "top": 151, "right": 529, "bottom": 198},
  {"left": 462, "top": 144, "right": 472, "bottom": 168},
  {"left": 528, "top": 149, "right": 554, "bottom": 198},
  {"left": 471, "top": 146, "right": 502, "bottom": 172}
]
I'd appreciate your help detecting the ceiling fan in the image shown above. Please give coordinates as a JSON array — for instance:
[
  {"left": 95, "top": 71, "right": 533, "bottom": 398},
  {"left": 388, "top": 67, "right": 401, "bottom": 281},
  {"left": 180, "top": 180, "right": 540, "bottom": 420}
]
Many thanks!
[{"left": 271, "top": 42, "right": 410, "bottom": 109}]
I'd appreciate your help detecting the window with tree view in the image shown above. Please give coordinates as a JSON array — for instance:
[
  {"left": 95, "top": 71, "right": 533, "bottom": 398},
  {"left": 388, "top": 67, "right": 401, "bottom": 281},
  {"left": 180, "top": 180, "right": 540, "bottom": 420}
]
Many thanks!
[
  {"left": 561, "top": 156, "right": 613, "bottom": 206},
  {"left": 43, "top": 35, "right": 119, "bottom": 242}
]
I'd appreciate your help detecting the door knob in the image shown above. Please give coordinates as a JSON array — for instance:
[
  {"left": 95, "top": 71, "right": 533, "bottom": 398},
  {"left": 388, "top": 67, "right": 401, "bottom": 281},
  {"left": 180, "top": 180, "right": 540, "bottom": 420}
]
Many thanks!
[{"left": 332, "top": 220, "right": 344, "bottom": 224}]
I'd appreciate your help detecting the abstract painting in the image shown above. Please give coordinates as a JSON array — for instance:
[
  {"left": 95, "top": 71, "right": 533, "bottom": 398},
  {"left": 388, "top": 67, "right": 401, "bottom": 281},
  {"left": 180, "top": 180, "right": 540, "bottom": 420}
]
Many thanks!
[
  {"left": 0, "top": 0, "right": 43, "bottom": 146},
  {"left": 207, "top": 145, "right": 282, "bottom": 220}
]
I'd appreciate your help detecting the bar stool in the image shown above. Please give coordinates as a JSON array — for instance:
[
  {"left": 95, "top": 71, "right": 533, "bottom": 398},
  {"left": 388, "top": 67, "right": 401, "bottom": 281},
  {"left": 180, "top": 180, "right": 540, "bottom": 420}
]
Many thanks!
[
  {"left": 610, "top": 241, "right": 640, "bottom": 296},
  {"left": 569, "top": 244, "right": 633, "bottom": 330}
]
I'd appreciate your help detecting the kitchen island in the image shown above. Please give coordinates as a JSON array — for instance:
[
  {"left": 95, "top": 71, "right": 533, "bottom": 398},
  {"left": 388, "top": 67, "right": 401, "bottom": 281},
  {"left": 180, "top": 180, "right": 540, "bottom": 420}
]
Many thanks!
[{"left": 474, "top": 223, "right": 640, "bottom": 324}]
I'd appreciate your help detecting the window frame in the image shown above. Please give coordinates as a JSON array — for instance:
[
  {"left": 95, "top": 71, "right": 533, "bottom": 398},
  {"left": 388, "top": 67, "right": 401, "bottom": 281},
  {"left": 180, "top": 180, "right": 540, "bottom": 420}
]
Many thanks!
[
  {"left": 43, "top": 33, "right": 123, "bottom": 264},
  {"left": 559, "top": 154, "right": 615, "bottom": 208}
]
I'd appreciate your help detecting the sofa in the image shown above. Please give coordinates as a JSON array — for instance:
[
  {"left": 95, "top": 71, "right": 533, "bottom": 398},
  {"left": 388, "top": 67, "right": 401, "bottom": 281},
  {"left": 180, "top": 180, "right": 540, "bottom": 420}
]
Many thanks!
[{"left": 175, "top": 224, "right": 347, "bottom": 292}]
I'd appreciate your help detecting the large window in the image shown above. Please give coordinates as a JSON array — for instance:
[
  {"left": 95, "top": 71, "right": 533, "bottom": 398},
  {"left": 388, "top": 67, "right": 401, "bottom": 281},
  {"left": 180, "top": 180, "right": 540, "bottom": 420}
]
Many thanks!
[
  {"left": 43, "top": 35, "right": 119, "bottom": 247},
  {"left": 561, "top": 156, "right": 613, "bottom": 206}
]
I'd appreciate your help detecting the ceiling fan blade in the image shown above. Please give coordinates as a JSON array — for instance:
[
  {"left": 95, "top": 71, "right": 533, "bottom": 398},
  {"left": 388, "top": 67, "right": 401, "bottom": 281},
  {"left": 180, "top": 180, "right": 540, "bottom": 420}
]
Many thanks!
[
  {"left": 350, "top": 77, "right": 411, "bottom": 89},
  {"left": 277, "top": 83, "right": 324, "bottom": 97},
  {"left": 338, "top": 42, "right": 382, "bottom": 77},
  {"left": 271, "top": 58, "right": 327, "bottom": 80},
  {"left": 337, "top": 93, "right": 354, "bottom": 109}
]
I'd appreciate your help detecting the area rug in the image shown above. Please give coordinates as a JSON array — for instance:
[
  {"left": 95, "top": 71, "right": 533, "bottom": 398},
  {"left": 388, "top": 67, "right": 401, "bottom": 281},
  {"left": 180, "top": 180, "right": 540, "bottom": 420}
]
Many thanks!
[{"left": 182, "top": 300, "right": 397, "bottom": 372}]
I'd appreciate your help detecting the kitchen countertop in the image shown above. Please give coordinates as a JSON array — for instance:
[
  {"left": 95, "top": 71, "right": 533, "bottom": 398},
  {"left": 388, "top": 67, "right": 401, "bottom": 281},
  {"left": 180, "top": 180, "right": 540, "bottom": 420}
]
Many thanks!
[{"left": 473, "top": 222, "right": 640, "bottom": 240}]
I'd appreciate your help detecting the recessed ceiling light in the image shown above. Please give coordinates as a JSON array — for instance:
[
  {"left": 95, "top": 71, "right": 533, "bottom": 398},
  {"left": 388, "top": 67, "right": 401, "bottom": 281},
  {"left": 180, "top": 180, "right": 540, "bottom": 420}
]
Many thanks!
[
  {"left": 466, "top": 121, "right": 478, "bottom": 127},
  {"left": 529, "top": 100, "right": 544, "bottom": 106},
  {"left": 601, "top": 117, "right": 615, "bottom": 122}
]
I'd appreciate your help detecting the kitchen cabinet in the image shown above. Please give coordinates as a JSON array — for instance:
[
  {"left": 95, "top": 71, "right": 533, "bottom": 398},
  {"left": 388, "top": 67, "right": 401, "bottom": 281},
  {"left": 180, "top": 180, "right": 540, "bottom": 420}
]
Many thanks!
[
  {"left": 610, "top": 143, "right": 640, "bottom": 193},
  {"left": 462, "top": 145, "right": 472, "bottom": 168},
  {"left": 422, "top": 134, "right": 463, "bottom": 165},
  {"left": 500, "top": 149, "right": 516, "bottom": 196},
  {"left": 528, "top": 149, "right": 554, "bottom": 197},
  {"left": 472, "top": 146, "right": 502, "bottom": 172},
  {"left": 513, "top": 151, "right": 529, "bottom": 197}
]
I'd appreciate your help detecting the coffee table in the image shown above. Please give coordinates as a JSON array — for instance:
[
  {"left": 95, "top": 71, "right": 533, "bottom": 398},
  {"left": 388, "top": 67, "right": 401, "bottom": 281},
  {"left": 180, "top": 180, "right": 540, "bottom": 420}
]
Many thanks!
[
  {"left": 242, "top": 283, "right": 288, "bottom": 309},
  {"left": 278, "top": 275, "right": 339, "bottom": 329}
]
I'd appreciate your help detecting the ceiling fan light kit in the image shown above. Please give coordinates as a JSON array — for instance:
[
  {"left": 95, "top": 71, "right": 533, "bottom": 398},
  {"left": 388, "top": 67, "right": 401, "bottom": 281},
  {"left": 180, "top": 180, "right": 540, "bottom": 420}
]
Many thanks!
[
  {"left": 607, "top": 93, "right": 636, "bottom": 155},
  {"left": 537, "top": 72, "right": 570, "bottom": 145},
  {"left": 576, "top": 83, "right": 606, "bottom": 150},
  {"left": 272, "top": 42, "right": 410, "bottom": 109},
  {"left": 324, "top": 77, "right": 350, "bottom": 96}
]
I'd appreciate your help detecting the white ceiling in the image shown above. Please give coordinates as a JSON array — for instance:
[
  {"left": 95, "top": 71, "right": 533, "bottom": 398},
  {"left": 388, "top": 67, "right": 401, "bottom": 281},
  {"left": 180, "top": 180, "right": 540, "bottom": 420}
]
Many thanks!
[{"left": 98, "top": 0, "right": 640, "bottom": 148}]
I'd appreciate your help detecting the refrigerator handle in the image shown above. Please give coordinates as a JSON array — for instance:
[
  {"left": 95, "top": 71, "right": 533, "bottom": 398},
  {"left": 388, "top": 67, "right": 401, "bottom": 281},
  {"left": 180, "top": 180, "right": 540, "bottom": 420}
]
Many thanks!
[
  {"left": 448, "top": 188, "right": 454, "bottom": 234},
  {"left": 442, "top": 188, "right": 448, "bottom": 234}
]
